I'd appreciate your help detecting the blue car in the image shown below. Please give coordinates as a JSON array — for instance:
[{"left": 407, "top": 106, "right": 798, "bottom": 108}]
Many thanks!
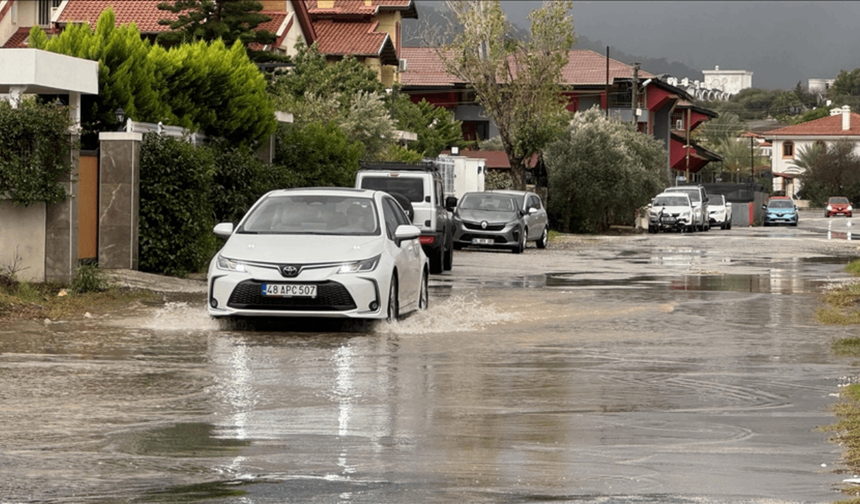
[{"left": 762, "top": 197, "right": 798, "bottom": 226}]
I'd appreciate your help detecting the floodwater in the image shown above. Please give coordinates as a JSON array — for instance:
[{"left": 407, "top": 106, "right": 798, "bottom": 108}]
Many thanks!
[{"left": 2, "top": 225, "right": 860, "bottom": 504}]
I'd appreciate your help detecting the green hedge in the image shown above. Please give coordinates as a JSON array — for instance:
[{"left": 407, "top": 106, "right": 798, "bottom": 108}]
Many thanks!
[
  {"left": 139, "top": 134, "right": 216, "bottom": 276},
  {"left": 0, "top": 100, "right": 75, "bottom": 206}
]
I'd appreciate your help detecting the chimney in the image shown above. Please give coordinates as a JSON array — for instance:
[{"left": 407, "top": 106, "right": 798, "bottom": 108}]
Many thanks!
[{"left": 843, "top": 105, "right": 851, "bottom": 130}]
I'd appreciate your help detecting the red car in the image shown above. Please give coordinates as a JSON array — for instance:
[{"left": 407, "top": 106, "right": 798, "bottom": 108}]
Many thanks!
[{"left": 825, "top": 196, "right": 853, "bottom": 217}]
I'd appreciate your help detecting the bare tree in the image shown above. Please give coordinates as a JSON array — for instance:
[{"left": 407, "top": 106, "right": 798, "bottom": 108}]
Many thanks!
[{"left": 440, "top": 1, "right": 575, "bottom": 189}]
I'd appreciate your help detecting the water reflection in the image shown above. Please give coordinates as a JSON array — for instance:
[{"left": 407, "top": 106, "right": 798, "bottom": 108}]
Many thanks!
[{"left": 828, "top": 218, "right": 856, "bottom": 240}]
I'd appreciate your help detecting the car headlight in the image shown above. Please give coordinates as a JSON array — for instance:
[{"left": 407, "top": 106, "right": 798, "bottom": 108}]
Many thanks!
[
  {"left": 827, "top": 205, "right": 833, "bottom": 211},
  {"left": 849, "top": 205, "right": 854, "bottom": 211},
  {"left": 680, "top": 211, "right": 691, "bottom": 219},
  {"left": 338, "top": 254, "right": 380, "bottom": 274},
  {"left": 216, "top": 254, "right": 248, "bottom": 272}
]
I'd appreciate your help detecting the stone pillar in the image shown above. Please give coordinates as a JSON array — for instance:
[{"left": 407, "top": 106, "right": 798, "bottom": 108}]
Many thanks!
[
  {"left": 44, "top": 136, "right": 80, "bottom": 283},
  {"left": 98, "top": 132, "right": 142, "bottom": 270}
]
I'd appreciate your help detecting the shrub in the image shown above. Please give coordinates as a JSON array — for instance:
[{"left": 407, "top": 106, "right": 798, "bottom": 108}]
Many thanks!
[
  {"left": 272, "top": 121, "right": 364, "bottom": 188},
  {"left": 0, "top": 99, "right": 76, "bottom": 206},
  {"left": 139, "top": 134, "right": 216, "bottom": 276},
  {"left": 71, "top": 264, "right": 108, "bottom": 294}
]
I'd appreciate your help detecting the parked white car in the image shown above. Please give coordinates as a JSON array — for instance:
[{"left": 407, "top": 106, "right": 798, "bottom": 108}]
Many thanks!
[
  {"left": 662, "top": 185, "right": 709, "bottom": 231},
  {"left": 647, "top": 192, "right": 695, "bottom": 233},
  {"left": 708, "top": 194, "right": 733, "bottom": 230},
  {"left": 207, "top": 188, "right": 429, "bottom": 321}
]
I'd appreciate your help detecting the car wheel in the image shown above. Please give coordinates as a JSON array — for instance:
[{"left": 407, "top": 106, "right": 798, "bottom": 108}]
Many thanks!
[
  {"left": 429, "top": 246, "right": 444, "bottom": 274},
  {"left": 512, "top": 228, "right": 526, "bottom": 254},
  {"left": 727, "top": 220, "right": 732, "bottom": 230},
  {"left": 386, "top": 274, "right": 399, "bottom": 322},
  {"left": 826, "top": 213, "right": 830, "bottom": 218},
  {"left": 418, "top": 270, "right": 429, "bottom": 311},
  {"left": 536, "top": 227, "right": 548, "bottom": 249},
  {"left": 648, "top": 225, "right": 657, "bottom": 234},
  {"left": 443, "top": 238, "right": 453, "bottom": 270}
]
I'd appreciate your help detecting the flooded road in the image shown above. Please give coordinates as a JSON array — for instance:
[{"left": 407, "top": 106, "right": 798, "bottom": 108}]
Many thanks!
[{"left": 2, "top": 209, "right": 860, "bottom": 503}]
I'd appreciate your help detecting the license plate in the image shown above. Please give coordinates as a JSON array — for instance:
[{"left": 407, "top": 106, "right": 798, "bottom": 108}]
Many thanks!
[
  {"left": 262, "top": 284, "right": 317, "bottom": 298},
  {"left": 472, "top": 238, "right": 494, "bottom": 245},
  {"left": 661, "top": 217, "right": 676, "bottom": 223}
]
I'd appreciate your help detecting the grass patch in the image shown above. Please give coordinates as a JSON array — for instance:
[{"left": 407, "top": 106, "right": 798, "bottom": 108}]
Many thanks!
[
  {"left": 834, "top": 338, "right": 860, "bottom": 358},
  {"left": 0, "top": 266, "right": 158, "bottom": 322}
]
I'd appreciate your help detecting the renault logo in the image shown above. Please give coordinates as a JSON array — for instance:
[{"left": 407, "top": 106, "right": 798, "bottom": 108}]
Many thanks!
[
  {"left": 280, "top": 265, "right": 299, "bottom": 277},
  {"left": 481, "top": 221, "right": 488, "bottom": 229}
]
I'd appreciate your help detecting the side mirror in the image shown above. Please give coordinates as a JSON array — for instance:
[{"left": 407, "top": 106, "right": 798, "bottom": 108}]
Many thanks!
[
  {"left": 528, "top": 207, "right": 538, "bottom": 215},
  {"left": 445, "top": 196, "right": 458, "bottom": 211},
  {"left": 761, "top": 205, "right": 767, "bottom": 211},
  {"left": 214, "top": 222, "right": 234, "bottom": 238},
  {"left": 394, "top": 224, "right": 421, "bottom": 246}
]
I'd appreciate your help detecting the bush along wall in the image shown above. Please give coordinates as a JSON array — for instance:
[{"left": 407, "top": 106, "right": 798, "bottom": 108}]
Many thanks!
[
  {"left": 0, "top": 99, "right": 75, "bottom": 206},
  {"left": 139, "top": 133, "right": 216, "bottom": 276}
]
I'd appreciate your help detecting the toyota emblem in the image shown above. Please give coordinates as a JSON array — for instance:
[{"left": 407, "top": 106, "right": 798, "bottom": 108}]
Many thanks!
[
  {"left": 481, "top": 220, "right": 488, "bottom": 229},
  {"left": 280, "top": 265, "right": 299, "bottom": 277}
]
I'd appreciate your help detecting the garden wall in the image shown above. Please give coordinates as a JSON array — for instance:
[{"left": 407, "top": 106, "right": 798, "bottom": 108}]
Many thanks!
[{"left": 0, "top": 200, "right": 46, "bottom": 282}]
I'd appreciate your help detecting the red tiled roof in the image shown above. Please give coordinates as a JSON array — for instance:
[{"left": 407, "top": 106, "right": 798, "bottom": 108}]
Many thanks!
[
  {"left": 305, "top": 0, "right": 416, "bottom": 18},
  {"left": 442, "top": 150, "right": 538, "bottom": 169},
  {"left": 58, "top": 0, "right": 175, "bottom": 33},
  {"left": 561, "top": 50, "right": 653, "bottom": 85},
  {"left": 313, "top": 19, "right": 388, "bottom": 56},
  {"left": 766, "top": 112, "right": 860, "bottom": 137},
  {"left": 3, "top": 27, "right": 30, "bottom": 48},
  {"left": 400, "top": 47, "right": 466, "bottom": 86},
  {"left": 400, "top": 48, "right": 652, "bottom": 87}
]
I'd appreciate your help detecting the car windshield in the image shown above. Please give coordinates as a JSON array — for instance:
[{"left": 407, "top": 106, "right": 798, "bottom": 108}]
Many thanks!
[
  {"left": 830, "top": 197, "right": 850, "bottom": 204},
  {"left": 653, "top": 196, "right": 689, "bottom": 207},
  {"left": 666, "top": 188, "right": 700, "bottom": 202},
  {"left": 359, "top": 176, "right": 425, "bottom": 203},
  {"left": 710, "top": 195, "right": 724, "bottom": 205},
  {"left": 768, "top": 199, "right": 794, "bottom": 209},
  {"left": 459, "top": 194, "right": 517, "bottom": 212},
  {"left": 239, "top": 195, "right": 379, "bottom": 235}
]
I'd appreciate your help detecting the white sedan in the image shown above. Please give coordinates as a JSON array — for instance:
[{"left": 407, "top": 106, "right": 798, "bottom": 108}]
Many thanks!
[{"left": 207, "top": 188, "right": 429, "bottom": 321}]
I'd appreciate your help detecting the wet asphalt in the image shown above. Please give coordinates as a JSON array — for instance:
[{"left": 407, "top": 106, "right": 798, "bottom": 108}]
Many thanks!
[{"left": 2, "top": 209, "right": 860, "bottom": 503}]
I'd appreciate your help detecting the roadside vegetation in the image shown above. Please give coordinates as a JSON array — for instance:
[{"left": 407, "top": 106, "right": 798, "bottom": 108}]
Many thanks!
[
  {"left": 818, "top": 258, "right": 860, "bottom": 502},
  {"left": 0, "top": 262, "right": 155, "bottom": 322}
]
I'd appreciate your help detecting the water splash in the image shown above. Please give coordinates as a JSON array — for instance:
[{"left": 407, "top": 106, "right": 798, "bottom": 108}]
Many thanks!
[
  {"left": 374, "top": 291, "right": 517, "bottom": 334},
  {"left": 143, "top": 301, "right": 221, "bottom": 331}
]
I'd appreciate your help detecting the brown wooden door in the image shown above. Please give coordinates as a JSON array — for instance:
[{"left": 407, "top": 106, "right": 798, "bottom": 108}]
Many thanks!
[{"left": 78, "top": 153, "right": 98, "bottom": 260}]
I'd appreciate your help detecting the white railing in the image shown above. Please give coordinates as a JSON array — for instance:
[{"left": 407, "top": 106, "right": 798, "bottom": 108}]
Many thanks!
[{"left": 124, "top": 119, "right": 205, "bottom": 145}]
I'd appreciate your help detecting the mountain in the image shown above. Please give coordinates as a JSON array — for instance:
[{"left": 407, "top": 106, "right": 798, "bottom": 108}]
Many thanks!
[{"left": 403, "top": 1, "right": 704, "bottom": 84}]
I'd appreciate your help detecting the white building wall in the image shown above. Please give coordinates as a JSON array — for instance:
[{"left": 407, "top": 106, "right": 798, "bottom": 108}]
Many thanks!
[
  {"left": 0, "top": 200, "right": 46, "bottom": 282},
  {"left": 702, "top": 65, "right": 753, "bottom": 95}
]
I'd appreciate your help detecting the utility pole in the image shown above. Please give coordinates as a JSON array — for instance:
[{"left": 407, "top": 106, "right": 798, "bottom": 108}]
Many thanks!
[{"left": 632, "top": 62, "right": 640, "bottom": 125}]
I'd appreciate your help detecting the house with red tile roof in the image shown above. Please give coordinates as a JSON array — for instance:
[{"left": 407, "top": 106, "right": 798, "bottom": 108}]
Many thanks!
[
  {"left": 765, "top": 105, "right": 860, "bottom": 198},
  {"left": 0, "top": 0, "right": 316, "bottom": 61},
  {"left": 400, "top": 47, "right": 721, "bottom": 179},
  {"left": 304, "top": 0, "right": 416, "bottom": 87}
]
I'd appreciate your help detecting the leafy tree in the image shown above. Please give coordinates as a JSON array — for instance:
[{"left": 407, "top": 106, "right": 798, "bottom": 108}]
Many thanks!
[
  {"left": 794, "top": 142, "right": 826, "bottom": 172},
  {"left": 714, "top": 138, "right": 765, "bottom": 181},
  {"left": 29, "top": 12, "right": 169, "bottom": 147},
  {"left": 391, "top": 97, "right": 465, "bottom": 158},
  {"left": 798, "top": 139, "right": 860, "bottom": 205},
  {"left": 272, "top": 122, "right": 365, "bottom": 188},
  {"left": 830, "top": 69, "right": 860, "bottom": 97},
  {"left": 31, "top": 9, "right": 275, "bottom": 147},
  {"left": 544, "top": 107, "right": 668, "bottom": 233},
  {"left": 441, "top": 0, "right": 575, "bottom": 190},
  {"left": 149, "top": 39, "right": 276, "bottom": 146},
  {"left": 0, "top": 99, "right": 76, "bottom": 206},
  {"left": 268, "top": 44, "right": 386, "bottom": 115},
  {"left": 694, "top": 112, "right": 743, "bottom": 149},
  {"left": 156, "top": 0, "right": 282, "bottom": 64},
  {"left": 787, "top": 107, "right": 829, "bottom": 125}
]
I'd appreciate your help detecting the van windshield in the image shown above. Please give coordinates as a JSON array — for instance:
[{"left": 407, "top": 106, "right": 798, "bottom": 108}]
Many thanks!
[
  {"left": 359, "top": 176, "right": 425, "bottom": 203},
  {"left": 666, "top": 188, "right": 700, "bottom": 202}
]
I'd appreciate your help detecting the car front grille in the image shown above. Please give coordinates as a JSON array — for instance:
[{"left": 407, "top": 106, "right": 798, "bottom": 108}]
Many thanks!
[
  {"left": 463, "top": 222, "right": 506, "bottom": 231},
  {"left": 227, "top": 280, "right": 356, "bottom": 311}
]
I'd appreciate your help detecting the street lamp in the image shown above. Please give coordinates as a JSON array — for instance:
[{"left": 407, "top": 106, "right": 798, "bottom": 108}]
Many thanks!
[{"left": 115, "top": 107, "right": 125, "bottom": 131}]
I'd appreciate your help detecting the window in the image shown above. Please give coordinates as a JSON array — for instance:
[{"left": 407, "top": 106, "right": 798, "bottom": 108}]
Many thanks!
[
  {"left": 783, "top": 141, "right": 794, "bottom": 158},
  {"left": 38, "top": 0, "right": 62, "bottom": 26}
]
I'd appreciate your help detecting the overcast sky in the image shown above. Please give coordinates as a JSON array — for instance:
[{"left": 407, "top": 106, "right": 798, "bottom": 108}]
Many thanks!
[{"left": 489, "top": 1, "right": 860, "bottom": 89}]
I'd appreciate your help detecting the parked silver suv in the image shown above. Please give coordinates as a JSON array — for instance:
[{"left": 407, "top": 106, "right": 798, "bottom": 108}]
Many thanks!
[{"left": 662, "top": 185, "right": 710, "bottom": 231}]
